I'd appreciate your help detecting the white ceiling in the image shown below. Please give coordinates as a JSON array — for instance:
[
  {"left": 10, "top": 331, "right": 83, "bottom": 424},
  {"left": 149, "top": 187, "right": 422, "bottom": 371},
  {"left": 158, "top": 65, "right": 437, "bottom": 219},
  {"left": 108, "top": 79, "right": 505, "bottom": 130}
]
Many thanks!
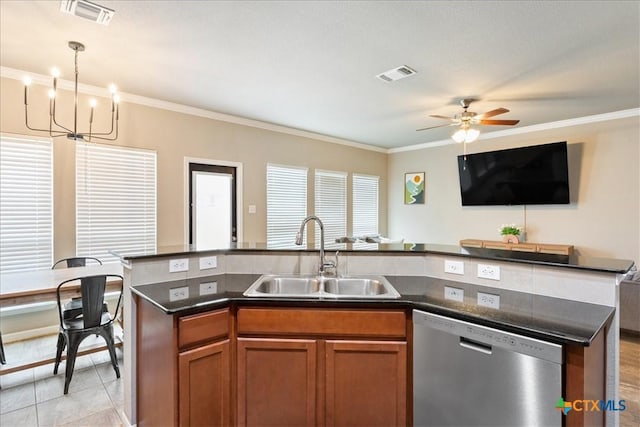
[{"left": 1, "top": 1, "right": 638, "bottom": 149}]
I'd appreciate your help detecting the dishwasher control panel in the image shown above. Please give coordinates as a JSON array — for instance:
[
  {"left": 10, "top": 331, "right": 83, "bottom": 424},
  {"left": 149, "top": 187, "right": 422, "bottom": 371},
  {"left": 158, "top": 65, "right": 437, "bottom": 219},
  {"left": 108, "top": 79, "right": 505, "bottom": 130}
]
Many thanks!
[{"left": 413, "top": 310, "right": 563, "bottom": 364}]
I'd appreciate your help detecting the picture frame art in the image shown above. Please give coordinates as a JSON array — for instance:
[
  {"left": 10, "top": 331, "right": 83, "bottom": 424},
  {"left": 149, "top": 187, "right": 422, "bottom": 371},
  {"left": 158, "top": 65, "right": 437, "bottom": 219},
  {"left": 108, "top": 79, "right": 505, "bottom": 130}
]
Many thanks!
[{"left": 404, "top": 172, "right": 425, "bottom": 204}]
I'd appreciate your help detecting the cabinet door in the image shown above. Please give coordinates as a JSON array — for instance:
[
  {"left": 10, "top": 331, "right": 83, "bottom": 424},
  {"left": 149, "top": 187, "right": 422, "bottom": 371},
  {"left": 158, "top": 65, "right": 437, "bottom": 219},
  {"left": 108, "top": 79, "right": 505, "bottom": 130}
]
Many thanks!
[
  {"left": 237, "top": 338, "right": 317, "bottom": 427},
  {"left": 178, "top": 339, "right": 230, "bottom": 427},
  {"left": 325, "top": 340, "right": 407, "bottom": 426}
]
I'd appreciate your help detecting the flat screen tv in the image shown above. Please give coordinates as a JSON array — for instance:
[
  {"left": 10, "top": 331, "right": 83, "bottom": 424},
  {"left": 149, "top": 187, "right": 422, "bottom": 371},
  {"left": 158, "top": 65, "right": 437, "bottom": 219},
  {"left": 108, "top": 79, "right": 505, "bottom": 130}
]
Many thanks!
[{"left": 457, "top": 141, "right": 570, "bottom": 206}]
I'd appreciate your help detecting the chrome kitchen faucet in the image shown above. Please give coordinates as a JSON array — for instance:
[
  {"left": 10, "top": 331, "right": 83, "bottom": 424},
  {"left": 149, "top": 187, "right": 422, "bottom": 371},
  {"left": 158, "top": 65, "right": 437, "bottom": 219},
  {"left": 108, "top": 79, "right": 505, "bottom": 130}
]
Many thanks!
[{"left": 295, "top": 216, "right": 336, "bottom": 275}]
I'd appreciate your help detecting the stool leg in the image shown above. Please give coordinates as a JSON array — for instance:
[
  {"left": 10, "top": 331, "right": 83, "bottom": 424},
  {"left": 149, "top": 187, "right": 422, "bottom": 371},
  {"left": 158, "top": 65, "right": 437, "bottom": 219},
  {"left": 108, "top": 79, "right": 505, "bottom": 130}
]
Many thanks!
[
  {"left": 53, "top": 333, "right": 65, "bottom": 374},
  {"left": 63, "top": 333, "right": 84, "bottom": 394},
  {"left": 102, "top": 326, "right": 120, "bottom": 379},
  {"left": 0, "top": 332, "right": 6, "bottom": 365}
]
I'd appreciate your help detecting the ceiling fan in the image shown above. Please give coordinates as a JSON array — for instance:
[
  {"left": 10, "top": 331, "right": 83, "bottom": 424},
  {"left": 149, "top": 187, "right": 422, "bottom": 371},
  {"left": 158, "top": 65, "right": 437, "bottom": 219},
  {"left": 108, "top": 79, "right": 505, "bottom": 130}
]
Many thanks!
[{"left": 417, "top": 98, "right": 520, "bottom": 143}]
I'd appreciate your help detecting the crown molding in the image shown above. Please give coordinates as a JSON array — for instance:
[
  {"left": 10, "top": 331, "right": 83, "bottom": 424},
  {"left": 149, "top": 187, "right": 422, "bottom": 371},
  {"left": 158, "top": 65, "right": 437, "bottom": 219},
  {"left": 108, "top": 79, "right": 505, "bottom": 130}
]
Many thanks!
[
  {"left": 389, "top": 108, "right": 640, "bottom": 153},
  {"left": 4, "top": 66, "right": 637, "bottom": 156},
  {"left": 1, "top": 66, "right": 387, "bottom": 154}
]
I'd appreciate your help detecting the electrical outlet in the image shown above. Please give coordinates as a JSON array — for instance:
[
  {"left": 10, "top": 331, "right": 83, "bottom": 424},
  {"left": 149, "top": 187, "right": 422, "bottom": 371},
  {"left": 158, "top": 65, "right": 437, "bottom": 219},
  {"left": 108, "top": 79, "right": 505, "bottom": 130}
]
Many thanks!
[
  {"left": 199, "top": 282, "right": 218, "bottom": 295},
  {"left": 477, "top": 263, "right": 500, "bottom": 280},
  {"left": 169, "top": 258, "right": 189, "bottom": 273},
  {"left": 169, "top": 286, "right": 189, "bottom": 302},
  {"left": 199, "top": 256, "right": 217, "bottom": 270},
  {"left": 477, "top": 292, "right": 500, "bottom": 309},
  {"left": 444, "top": 286, "right": 464, "bottom": 302},
  {"left": 444, "top": 259, "right": 464, "bottom": 275}
]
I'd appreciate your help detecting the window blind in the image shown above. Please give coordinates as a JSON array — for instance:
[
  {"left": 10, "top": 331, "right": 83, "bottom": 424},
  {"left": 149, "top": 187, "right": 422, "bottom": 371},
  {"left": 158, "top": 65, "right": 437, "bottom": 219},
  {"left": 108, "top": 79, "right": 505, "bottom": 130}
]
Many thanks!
[
  {"left": 76, "top": 142, "right": 157, "bottom": 263},
  {"left": 315, "top": 169, "right": 347, "bottom": 246},
  {"left": 0, "top": 136, "right": 53, "bottom": 273},
  {"left": 266, "top": 164, "right": 307, "bottom": 249},
  {"left": 352, "top": 174, "right": 379, "bottom": 237}
]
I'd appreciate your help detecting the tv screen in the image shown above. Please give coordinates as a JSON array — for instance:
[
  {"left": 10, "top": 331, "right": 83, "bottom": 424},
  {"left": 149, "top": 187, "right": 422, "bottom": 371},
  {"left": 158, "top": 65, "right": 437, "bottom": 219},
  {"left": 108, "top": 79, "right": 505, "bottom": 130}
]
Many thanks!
[{"left": 457, "top": 141, "right": 570, "bottom": 206}]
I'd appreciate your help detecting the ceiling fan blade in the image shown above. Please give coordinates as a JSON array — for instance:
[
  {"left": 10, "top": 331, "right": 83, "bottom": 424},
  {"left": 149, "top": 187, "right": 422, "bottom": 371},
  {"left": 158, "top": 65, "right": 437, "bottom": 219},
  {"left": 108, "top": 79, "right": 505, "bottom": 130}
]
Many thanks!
[
  {"left": 416, "top": 123, "right": 454, "bottom": 131},
  {"left": 429, "top": 114, "right": 454, "bottom": 120},
  {"left": 479, "top": 119, "right": 520, "bottom": 126},
  {"left": 478, "top": 108, "right": 509, "bottom": 119}
]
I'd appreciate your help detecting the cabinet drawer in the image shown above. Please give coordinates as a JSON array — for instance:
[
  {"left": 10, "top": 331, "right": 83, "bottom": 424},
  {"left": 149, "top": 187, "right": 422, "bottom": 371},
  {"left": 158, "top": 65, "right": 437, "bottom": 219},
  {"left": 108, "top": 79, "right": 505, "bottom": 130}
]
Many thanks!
[
  {"left": 237, "top": 308, "right": 406, "bottom": 339},
  {"left": 179, "top": 309, "right": 229, "bottom": 349}
]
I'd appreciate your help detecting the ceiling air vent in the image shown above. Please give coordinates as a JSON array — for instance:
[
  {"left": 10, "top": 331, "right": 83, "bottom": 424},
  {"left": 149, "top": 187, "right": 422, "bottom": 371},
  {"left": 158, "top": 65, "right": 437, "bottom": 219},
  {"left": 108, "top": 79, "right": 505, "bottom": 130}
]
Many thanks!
[
  {"left": 376, "top": 65, "right": 417, "bottom": 82},
  {"left": 60, "top": 0, "right": 115, "bottom": 25}
]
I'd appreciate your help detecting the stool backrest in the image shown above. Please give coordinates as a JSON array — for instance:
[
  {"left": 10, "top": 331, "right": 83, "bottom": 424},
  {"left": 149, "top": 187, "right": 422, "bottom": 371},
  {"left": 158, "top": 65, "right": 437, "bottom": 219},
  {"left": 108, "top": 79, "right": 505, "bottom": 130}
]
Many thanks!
[
  {"left": 52, "top": 257, "right": 103, "bottom": 269},
  {"left": 56, "top": 274, "right": 123, "bottom": 330}
]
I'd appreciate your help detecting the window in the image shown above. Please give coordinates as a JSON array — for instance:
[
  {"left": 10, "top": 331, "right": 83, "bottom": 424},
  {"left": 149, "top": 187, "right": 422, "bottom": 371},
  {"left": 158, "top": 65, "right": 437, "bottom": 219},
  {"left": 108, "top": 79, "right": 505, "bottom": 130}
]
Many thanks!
[
  {"left": 352, "top": 174, "right": 379, "bottom": 237},
  {"left": 76, "top": 142, "right": 157, "bottom": 262},
  {"left": 314, "top": 170, "right": 346, "bottom": 246},
  {"left": 266, "top": 164, "right": 307, "bottom": 248},
  {"left": 0, "top": 136, "right": 53, "bottom": 273}
]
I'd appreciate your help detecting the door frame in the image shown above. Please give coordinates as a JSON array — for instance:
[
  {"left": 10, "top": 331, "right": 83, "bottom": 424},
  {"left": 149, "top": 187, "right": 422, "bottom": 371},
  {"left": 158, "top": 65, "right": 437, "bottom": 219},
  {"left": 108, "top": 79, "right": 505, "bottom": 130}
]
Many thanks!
[{"left": 184, "top": 157, "right": 244, "bottom": 245}]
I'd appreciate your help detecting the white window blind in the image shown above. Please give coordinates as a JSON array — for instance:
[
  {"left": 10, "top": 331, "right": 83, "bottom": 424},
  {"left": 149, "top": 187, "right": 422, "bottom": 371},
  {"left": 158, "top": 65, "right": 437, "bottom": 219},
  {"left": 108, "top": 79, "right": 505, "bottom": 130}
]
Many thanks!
[
  {"left": 315, "top": 170, "right": 346, "bottom": 246},
  {"left": 76, "top": 142, "right": 157, "bottom": 262},
  {"left": 0, "top": 136, "right": 53, "bottom": 273},
  {"left": 352, "top": 174, "right": 379, "bottom": 237},
  {"left": 266, "top": 164, "right": 307, "bottom": 249}
]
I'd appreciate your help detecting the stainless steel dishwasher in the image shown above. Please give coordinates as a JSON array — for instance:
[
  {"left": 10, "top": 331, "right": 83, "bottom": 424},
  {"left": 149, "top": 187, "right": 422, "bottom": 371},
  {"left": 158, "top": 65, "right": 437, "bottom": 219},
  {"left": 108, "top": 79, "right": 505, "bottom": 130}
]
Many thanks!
[{"left": 413, "top": 310, "right": 563, "bottom": 427}]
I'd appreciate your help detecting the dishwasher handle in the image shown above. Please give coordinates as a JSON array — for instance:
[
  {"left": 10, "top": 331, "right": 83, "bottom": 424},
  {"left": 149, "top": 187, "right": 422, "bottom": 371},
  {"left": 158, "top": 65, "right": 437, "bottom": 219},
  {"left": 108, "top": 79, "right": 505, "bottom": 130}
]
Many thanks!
[{"left": 459, "top": 337, "right": 492, "bottom": 355}]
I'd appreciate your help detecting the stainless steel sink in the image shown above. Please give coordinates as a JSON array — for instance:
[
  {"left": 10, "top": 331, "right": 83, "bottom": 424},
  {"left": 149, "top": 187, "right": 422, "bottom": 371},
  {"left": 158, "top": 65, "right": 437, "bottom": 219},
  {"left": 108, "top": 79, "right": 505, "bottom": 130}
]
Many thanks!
[
  {"left": 248, "top": 276, "right": 322, "bottom": 296},
  {"left": 243, "top": 274, "right": 401, "bottom": 299},
  {"left": 324, "top": 277, "right": 391, "bottom": 296}
]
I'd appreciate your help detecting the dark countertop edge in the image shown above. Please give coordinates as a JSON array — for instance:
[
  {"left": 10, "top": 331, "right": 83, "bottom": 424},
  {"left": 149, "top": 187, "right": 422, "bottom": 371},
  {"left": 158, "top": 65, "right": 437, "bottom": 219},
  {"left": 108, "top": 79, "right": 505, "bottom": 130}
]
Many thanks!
[
  {"left": 130, "top": 287, "right": 613, "bottom": 347},
  {"left": 113, "top": 246, "right": 634, "bottom": 275}
]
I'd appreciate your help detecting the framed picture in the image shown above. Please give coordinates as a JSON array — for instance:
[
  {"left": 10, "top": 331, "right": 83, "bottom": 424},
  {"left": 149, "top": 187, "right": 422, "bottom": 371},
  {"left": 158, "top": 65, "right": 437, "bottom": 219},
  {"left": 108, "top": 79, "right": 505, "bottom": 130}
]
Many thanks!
[{"left": 404, "top": 172, "right": 425, "bottom": 204}]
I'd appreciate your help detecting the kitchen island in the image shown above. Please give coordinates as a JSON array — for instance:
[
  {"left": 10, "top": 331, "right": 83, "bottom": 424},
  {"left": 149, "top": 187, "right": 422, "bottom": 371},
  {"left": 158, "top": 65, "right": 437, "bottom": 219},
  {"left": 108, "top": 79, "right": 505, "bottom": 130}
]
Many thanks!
[{"left": 115, "top": 243, "right": 633, "bottom": 426}]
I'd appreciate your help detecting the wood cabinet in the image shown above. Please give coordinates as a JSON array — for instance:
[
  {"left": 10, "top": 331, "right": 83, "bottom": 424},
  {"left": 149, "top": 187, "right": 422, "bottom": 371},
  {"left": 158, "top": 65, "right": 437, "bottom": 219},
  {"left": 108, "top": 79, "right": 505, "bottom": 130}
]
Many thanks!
[
  {"left": 325, "top": 340, "right": 407, "bottom": 426},
  {"left": 236, "top": 307, "right": 408, "bottom": 426},
  {"left": 136, "top": 298, "right": 231, "bottom": 426},
  {"left": 237, "top": 338, "right": 317, "bottom": 427},
  {"left": 179, "top": 339, "right": 230, "bottom": 426}
]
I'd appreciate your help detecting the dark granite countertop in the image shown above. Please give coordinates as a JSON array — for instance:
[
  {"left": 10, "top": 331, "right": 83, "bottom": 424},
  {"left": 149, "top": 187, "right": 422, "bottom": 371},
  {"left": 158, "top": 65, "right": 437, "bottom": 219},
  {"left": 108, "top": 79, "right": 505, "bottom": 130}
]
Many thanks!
[
  {"left": 113, "top": 242, "right": 634, "bottom": 274},
  {"left": 131, "top": 274, "right": 614, "bottom": 347}
]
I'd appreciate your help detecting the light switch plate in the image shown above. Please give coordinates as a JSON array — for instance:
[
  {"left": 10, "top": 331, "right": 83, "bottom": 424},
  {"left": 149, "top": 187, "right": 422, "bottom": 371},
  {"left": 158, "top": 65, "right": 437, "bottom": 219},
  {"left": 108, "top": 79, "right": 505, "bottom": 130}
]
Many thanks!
[
  {"left": 477, "top": 292, "right": 500, "bottom": 309},
  {"left": 248, "top": 205, "right": 257, "bottom": 214},
  {"left": 477, "top": 263, "right": 500, "bottom": 280},
  {"left": 444, "top": 259, "right": 464, "bottom": 275},
  {"left": 169, "top": 286, "right": 189, "bottom": 301},
  {"left": 199, "top": 282, "right": 218, "bottom": 295},
  {"left": 444, "top": 286, "right": 464, "bottom": 302},
  {"left": 199, "top": 256, "right": 217, "bottom": 270},
  {"left": 169, "top": 258, "right": 189, "bottom": 273}
]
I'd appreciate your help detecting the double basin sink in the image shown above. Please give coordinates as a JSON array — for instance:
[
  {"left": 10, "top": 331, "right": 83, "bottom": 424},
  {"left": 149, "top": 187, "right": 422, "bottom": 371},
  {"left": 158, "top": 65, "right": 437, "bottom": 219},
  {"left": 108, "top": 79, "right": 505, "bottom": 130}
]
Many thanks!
[{"left": 243, "top": 274, "right": 401, "bottom": 299}]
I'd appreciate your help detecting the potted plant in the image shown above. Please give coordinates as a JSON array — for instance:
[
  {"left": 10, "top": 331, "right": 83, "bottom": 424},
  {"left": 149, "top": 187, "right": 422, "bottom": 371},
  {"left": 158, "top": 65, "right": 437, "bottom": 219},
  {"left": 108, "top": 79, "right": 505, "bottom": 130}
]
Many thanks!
[{"left": 499, "top": 224, "right": 522, "bottom": 244}]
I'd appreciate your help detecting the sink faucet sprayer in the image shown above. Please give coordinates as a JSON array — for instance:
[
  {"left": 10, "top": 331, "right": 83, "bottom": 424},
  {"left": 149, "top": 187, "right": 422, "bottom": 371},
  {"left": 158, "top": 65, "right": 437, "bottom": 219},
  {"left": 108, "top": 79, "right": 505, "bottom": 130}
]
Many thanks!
[{"left": 295, "top": 215, "right": 337, "bottom": 275}]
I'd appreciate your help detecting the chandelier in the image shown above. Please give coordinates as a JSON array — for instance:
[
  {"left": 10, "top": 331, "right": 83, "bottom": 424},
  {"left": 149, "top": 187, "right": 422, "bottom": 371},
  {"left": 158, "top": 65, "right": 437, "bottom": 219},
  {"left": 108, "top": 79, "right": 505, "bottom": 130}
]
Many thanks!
[{"left": 23, "top": 41, "right": 119, "bottom": 142}]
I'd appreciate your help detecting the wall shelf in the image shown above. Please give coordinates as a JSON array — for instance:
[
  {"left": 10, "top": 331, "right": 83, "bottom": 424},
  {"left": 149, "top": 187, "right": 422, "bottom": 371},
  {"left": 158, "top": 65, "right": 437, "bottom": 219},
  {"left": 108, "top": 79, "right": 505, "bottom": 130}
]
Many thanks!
[{"left": 460, "top": 239, "right": 574, "bottom": 255}]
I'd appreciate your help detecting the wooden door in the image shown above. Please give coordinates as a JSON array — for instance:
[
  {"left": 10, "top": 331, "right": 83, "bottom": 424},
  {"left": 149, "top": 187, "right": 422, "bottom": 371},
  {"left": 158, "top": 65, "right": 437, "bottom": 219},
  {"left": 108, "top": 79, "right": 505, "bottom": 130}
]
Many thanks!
[
  {"left": 325, "top": 340, "right": 407, "bottom": 426},
  {"left": 178, "top": 339, "right": 230, "bottom": 427},
  {"left": 236, "top": 337, "right": 317, "bottom": 427}
]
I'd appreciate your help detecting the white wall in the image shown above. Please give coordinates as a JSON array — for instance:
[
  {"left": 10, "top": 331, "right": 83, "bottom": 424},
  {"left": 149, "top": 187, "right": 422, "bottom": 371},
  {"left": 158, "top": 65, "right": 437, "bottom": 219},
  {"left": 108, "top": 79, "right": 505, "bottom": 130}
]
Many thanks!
[{"left": 388, "top": 115, "right": 640, "bottom": 264}]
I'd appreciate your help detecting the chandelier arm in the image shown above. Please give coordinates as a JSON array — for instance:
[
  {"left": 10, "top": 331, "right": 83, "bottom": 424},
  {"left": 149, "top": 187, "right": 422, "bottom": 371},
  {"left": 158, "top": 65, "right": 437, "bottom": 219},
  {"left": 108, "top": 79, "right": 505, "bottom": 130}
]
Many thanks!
[
  {"left": 50, "top": 97, "right": 73, "bottom": 134},
  {"left": 89, "top": 107, "right": 118, "bottom": 136},
  {"left": 24, "top": 91, "right": 72, "bottom": 133},
  {"left": 87, "top": 123, "right": 119, "bottom": 141}
]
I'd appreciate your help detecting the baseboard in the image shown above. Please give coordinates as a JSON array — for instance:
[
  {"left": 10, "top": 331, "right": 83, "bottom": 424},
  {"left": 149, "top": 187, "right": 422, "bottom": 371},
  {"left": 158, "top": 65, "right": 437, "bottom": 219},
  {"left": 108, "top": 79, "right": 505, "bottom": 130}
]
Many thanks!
[
  {"left": 620, "top": 328, "right": 640, "bottom": 338},
  {"left": 2, "top": 325, "right": 58, "bottom": 343}
]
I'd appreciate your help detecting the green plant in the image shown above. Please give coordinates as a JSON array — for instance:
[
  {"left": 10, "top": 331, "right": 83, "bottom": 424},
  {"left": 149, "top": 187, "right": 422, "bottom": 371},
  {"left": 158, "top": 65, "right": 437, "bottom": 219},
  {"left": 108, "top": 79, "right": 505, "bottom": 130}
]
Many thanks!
[{"left": 499, "top": 224, "right": 521, "bottom": 236}]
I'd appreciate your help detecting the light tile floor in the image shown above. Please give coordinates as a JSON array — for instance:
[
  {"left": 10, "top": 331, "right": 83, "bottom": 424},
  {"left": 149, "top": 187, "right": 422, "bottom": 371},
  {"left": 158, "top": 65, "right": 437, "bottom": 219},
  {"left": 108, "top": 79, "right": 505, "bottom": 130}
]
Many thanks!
[{"left": 0, "top": 335, "right": 125, "bottom": 427}]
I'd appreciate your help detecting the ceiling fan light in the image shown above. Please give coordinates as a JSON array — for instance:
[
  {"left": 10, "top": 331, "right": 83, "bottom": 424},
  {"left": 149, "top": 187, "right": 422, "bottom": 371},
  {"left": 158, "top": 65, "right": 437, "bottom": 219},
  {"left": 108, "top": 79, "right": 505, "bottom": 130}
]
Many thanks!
[
  {"left": 452, "top": 128, "right": 479, "bottom": 143},
  {"left": 466, "top": 128, "right": 480, "bottom": 143},
  {"left": 452, "top": 129, "right": 466, "bottom": 143}
]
